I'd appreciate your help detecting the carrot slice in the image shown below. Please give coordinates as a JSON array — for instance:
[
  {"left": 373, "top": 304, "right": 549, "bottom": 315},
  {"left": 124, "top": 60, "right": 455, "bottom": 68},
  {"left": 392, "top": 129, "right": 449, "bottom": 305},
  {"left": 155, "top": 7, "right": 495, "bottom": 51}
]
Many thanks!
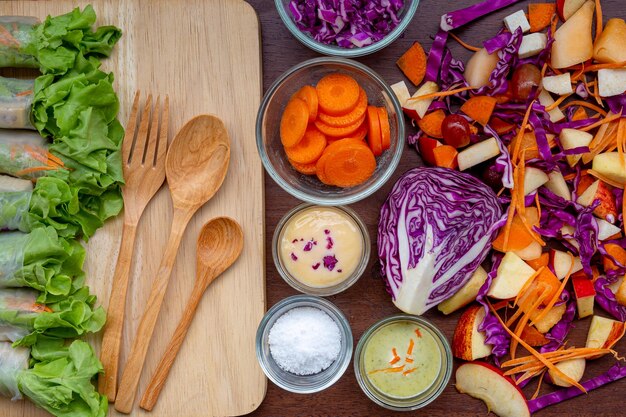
[
  {"left": 378, "top": 107, "right": 391, "bottom": 151},
  {"left": 492, "top": 214, "right": 535, "bottom": 252},
  {"left": 323, "top": 139, "right": 376, "bottom": 187},
  {"left": 280, "top": 98, "right": 309, "bottom": 147},
  {"left": 327, "top": 122, "right": 369, "bottom": 144},
  {"left": 366, "top": 106, "right": 383, "bottom": 157},
  {"left": 315, "top": 151, "right": 333, "bottom": 185},
  {"left": 571, "top": 106, "right": 588, "bottom": 121},
  {"left": 316, "top": 73, "right": 361, "bottom": 116},
  {"left": 527, "top": 252, "right": 549, "bottom": 270},
  {"left": 284, "top": 126, "right": 327, "bottom": 164},
  {"left": 489, "top": 116, "right": 516, "bottom": 135},
  {"left": 295, "top": 85, "right": 319, "bottom": 122},
  {"left": 318, "top": 88, "right": 367, "bottom": 127},
  {"left": 432, "top": 145, "right": 458, "bottom": 169},
  {"left": 289, "top": 158, "right": 317, "bottom": 175},
  {"left": 529, "top": 3, "right": 556, "bottom": 33},
  {"left": 460, "top": 96, "right": 497, "bottom": 126},
  {"left": 315, "top": 114, "right": 365, "bottom": 137},
  {"left": 396, "top": 42, "right": 427, "bottom": 86},
  {"left": 417, "top": 109, "right": 445, "bottom": 138}
]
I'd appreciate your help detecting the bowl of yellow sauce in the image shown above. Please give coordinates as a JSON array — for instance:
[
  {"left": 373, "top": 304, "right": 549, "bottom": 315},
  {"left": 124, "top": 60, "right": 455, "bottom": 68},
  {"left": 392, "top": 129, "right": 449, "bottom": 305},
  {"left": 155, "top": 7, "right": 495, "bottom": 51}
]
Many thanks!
[
  {"left": 354, "top": 315, "right": 452, "bottom": 411},
  {"left": 273, "top": 203, "right": 370, "bottom": 296}
]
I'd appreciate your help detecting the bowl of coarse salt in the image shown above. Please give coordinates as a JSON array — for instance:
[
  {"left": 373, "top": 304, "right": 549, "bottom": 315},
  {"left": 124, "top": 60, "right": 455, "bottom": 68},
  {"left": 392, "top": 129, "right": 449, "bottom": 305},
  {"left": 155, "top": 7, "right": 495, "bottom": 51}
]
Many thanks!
[{"left": 255, "top": 294, "right": 353, "bottom": 393}]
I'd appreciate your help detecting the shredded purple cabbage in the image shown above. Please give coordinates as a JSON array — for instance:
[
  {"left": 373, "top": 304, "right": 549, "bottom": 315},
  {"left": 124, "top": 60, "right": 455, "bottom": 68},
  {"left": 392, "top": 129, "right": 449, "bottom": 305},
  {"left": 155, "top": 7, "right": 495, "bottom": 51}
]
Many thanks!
[
  {"left": 595, "top": 276, "right": 626, "bottom": 321},
  {"left": 439, "top": 0, "right": 524, "bottom": 31},
  {"left": 288, "top": 0, "right": 406, "bottom": 48},
  {"left": 540, "top": 293, "right": 576, "bottom": 353}
]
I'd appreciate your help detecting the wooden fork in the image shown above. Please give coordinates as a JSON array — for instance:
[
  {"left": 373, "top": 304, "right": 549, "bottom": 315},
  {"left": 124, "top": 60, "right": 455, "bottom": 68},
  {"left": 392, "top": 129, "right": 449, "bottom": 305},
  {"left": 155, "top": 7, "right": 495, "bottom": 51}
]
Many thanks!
[{"left": 99, "top": 91, "right": 169, "bottom": 402}]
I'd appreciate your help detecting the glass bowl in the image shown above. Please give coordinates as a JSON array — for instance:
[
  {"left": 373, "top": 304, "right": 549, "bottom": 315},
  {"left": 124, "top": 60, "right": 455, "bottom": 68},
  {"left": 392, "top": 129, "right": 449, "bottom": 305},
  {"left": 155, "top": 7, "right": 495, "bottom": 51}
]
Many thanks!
[
  {"left": 256, "top": 57, "right": 405, "bottom": 206},
  {"left": 354, "top": 315, "right": 452, "bottom": 411},
  {"left": 272, "top": 203, "right": 370, "bottom": 296},
  {"left": 274, "top": 0, "right": 420, "bottom": 57},
  {"left": 256, "top": 295, "right": 353, "bottom": 394}
]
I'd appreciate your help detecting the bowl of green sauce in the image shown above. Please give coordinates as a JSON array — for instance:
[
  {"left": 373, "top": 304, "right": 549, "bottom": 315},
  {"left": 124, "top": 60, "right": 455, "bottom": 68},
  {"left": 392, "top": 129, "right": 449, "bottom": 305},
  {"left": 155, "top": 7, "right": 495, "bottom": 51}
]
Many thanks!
[{"left": 354, "top": 315, "right": 452, "bottom": 411}]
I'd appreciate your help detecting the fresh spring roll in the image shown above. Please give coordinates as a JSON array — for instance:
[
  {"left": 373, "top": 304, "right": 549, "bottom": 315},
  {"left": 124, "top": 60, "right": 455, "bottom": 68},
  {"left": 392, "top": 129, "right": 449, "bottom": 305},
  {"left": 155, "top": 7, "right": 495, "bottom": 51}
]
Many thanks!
[
  {"left": 0, "top": 129, "right": 64, "bottom": 179},
  {"left": 1, "top": 338, "right": 107, "bottom": 417},
  {"left": 0, "top": 342, "right": 29, "bottom": 400},
  {"left": 0, "top": 286, "right": 104, "bottom": 347},
  {"left": 0, "top": 227, "right": 85, "bottom": 299},
  {"left": 0, "top": 17, "right": 40, "bottom": 68},
  {"left": 0, "top": 77, "right": 35, "bottom": 130}
]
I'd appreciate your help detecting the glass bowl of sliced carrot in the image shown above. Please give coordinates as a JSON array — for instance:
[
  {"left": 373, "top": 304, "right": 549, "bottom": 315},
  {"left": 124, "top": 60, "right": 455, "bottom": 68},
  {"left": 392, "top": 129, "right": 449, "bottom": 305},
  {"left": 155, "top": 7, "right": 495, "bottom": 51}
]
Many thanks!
[{"left": 256, "top": 57, "right": 405, "bottom": 205}]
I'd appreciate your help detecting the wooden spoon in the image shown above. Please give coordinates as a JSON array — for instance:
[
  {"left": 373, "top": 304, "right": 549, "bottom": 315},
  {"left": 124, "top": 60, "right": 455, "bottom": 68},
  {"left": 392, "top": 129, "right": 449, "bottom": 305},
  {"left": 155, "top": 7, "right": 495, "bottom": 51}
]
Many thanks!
[
  {"left": 139, "top": 217, "right": 244, "bottom": 411},
  {"left": 115, "top": 115, "right": 230, "bottom": 414}
]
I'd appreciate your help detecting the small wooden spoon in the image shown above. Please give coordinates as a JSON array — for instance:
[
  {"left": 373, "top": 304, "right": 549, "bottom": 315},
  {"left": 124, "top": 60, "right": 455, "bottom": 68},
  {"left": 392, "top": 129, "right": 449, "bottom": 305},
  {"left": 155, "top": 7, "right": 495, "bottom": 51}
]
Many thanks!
[
  {"left": 139, "top": 217, "right": 244, "bottom": 411},
  {"left": 115, "top": 115, "right": 230, "bottom": 414}
]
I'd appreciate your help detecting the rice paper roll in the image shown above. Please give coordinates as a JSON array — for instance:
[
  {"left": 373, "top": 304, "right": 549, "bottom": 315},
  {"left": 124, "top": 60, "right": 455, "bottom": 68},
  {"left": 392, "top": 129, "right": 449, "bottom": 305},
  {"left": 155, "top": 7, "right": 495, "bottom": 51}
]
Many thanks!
[
  {"left": 0, "top": 129, "right": 46, "bottom": 147},
  {"left": 0, "top": 341, "right": 29, "bottom": 400},
  {"left": 0, "top": 227, "right": 85, "bottom": 299},
  {"left": 0, "top": 77, "right": 35, "bottom": 130},
  {"left": 0, "top": 134, "right": 64, "bottom": 180},
  {"left": 0, "top": 17, "right": 40, "bottom": 69},
  {"left": 0, "top": 324, "right": 29, "bottom": 343}
]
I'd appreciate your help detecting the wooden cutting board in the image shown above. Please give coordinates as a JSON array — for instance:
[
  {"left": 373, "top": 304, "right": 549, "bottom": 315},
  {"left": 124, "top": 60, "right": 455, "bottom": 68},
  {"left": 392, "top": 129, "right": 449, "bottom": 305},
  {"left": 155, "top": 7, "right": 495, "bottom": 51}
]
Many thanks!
[{"left": 0, "top": 1, "right": 266, "bottom": 416}]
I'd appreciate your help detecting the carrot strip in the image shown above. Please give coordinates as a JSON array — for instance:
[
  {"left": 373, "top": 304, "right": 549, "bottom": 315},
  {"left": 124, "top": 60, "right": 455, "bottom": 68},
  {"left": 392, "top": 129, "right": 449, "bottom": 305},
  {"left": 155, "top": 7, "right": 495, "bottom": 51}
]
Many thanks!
[
  {"left": 512, "top": 101, "right": 536, "bottom": 164},
  {"left": 409, "top": 85, "right": 475, "bottom": 101},
  {"left": 531, "top": 255, "right": 574, "bottom": 325},
  {"left": 15, "top": 166, "right": 58, "bottom": 176},
  {"left": 407, "top": 338, "right": 415, "bottom": 356},
  {"left": 588, "top": 169, "right": 625, "bottom": 189},
  {"left": 368, "top": 365, "right": 406, "bottom": 375},
  {"left": 580, "top": 111, "right": 622, "bottom": 132},
  {"left": 389, "top": 356, "right": 401, "bottom": 365},
  {"left": 415, "top": 328, "right": 422, "bottom": 338},
  {"left": 562, "top": 100, "right": 607, "bottom": 116},
  {"left": 580, "top": 60, "right": 626, "bottom": 73},
  {"left": 594, "top": 0, "right": 603, "bottom": 41},
  {"left": 14, "top": 89, "right": 33, "bottom": 97},
  {"left": 448, "top": 32, "right": 480, "bottom": 51},
  {"left": 405, "top": 357, "right": 414, "bottom": 363},
  {"left": 544, "top": 93, "right": 572, "bottom": 111},
  {"left": 487, "top": 301, "right": 587, "bottom": 392},
  {"left": 530, "top": 370, "right": 546, "bottom": 397},
  {"left": 513, "top": 267, "right": 546, "bottom": 309},
  {"left": 402, "top": 368, "right": 417, "bottom": 376},
  {"left": 511, "top": 293, "right": 549, "bottom": 359}
]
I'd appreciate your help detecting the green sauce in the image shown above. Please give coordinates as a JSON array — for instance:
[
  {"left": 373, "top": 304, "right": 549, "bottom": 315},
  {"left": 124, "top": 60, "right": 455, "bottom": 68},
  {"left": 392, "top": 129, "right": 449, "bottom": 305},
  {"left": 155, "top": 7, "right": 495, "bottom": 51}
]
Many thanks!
[{"left": 363, "top": 321, "right": 441, "bottom": 399}]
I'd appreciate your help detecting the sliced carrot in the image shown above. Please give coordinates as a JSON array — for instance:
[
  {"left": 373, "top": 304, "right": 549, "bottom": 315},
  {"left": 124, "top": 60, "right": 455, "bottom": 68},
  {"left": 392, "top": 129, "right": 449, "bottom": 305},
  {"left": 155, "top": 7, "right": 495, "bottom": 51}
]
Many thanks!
[
  {"left": 289, "top": 158, "right": 317, "bottom": 175},
  {"left": 528, "top": 3, "right": 556, "bottom": 33},
  {"left": 315, "top": 114, "right": 365, "bottom": 138},
  {"left": 396, "top": 41, "right": 427, "bottom": 86},
  {"left": 571, "top": 106, "right": 588, "bottom": 121},
  {"left": 527, "top": 252, "right": 549, "bottom": 270},
  {"left": 492, "top": 214, "right": 535, "bottom": 252},
  {"left": 521, "top": 324, "right": 549, "bottom": 347},
  {"left": 366, "top": 106, "right": 383, "bottom": 157},
  {"left": 432, "top": 145, "right": 458, "bottom": 169},
  {"left": 316, "top": 73, "right": 361, "bottom": 116},
  {"left": 460, "top": 96, "right": 497, "bottom": 126},
  {"left": 489, "top": 116, "right": 516, "bottom": 135},
  {"left": 323, "top": 139, "right": 376, "bottom": 187},
  {"left": 580, "top": 111, "right": 622, "bottom": 132},
  {"left": 327, "top": 123, "right": 368, "bottom": 144},
  {"left": 417, "top": 109, "right": 445, "bottom": 138},
  {"left": 280, "top": 98, "right": 309, "bottom": 147},
  {"left": 378, "top": 107, "right": 391, "bottom": 151},
  {"left": 284, "top": 126, "right": 327, "bottom": 164},
  {"left": 295, "top": 85, "right": 319, "bottom": 122},
  {"left": 315, "top": 151, "right": 333, "bottom": 185},
  {"left": 317, "top": 88, "right": 367, "bottom": 127},
  {"left": 408, "top": 86, "right": 476, "bottom": 102}
]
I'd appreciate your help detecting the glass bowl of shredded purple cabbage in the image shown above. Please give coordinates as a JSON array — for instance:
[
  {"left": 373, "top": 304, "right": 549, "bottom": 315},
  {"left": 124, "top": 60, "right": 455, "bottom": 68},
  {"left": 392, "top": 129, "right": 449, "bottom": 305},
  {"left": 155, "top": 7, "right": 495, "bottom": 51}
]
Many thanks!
[
  {"left": 256, "top": 57, "right": 405, "bottom": 205},
  {"left": 276, "top": 0, "right": 419, "bottom": 57}
]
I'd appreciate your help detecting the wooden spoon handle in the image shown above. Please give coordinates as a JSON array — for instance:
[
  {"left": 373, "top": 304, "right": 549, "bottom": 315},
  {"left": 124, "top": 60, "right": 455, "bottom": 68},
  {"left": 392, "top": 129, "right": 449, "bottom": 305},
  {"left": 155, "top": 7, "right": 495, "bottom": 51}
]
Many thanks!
[
  {"left": 99, "top": 220, "right": 138, "bottom": 401},
  {"left": 139, "top": 283, "right": 207, "bottom": 411},
  {"left": 114, "top": 207, "right": 193, "bottom": 414}
]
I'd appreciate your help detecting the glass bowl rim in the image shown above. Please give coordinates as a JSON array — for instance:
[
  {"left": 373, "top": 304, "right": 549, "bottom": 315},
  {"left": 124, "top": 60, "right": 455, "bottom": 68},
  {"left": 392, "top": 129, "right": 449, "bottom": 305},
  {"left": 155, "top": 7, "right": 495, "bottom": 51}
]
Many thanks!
[{"left": 255, "top": 56, "right": 405, "bottom": 206}]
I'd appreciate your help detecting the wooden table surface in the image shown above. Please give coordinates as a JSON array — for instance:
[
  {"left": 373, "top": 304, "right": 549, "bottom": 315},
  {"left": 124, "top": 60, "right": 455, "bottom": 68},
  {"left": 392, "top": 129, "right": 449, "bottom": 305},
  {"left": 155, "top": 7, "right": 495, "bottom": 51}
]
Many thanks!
[{"left": 245, "top": 1, "right": 624, "bottom": 416}]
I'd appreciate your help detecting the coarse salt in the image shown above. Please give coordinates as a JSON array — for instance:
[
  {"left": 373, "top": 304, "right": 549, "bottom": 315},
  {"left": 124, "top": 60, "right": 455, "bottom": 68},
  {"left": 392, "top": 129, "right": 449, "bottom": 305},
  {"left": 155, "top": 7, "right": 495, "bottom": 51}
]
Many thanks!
[{"left": 268, "top": 306, "right": 341, "bottom": 375}]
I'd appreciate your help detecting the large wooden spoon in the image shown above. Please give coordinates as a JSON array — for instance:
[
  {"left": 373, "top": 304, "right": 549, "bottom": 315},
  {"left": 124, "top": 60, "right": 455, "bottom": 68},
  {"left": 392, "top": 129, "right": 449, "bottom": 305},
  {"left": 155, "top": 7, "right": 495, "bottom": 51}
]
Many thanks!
[
  {"left": 139, "top": 217, "right": 244, "bottom": 411},
  {"left": 115, "top": 115, "right": 230, "bottom": 413}
]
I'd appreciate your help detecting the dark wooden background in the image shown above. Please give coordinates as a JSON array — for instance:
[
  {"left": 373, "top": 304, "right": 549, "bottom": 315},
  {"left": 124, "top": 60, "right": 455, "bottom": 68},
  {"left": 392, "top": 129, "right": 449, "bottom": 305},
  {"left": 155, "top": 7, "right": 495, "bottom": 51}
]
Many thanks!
[{"left": 245, "top": 1, "right": 624, "bottom": 415}]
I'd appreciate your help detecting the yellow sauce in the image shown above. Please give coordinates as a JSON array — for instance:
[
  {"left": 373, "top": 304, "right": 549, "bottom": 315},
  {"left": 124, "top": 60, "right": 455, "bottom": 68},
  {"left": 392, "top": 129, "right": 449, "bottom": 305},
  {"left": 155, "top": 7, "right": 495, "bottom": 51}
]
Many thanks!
[
  {"left": 279, "top": 206, "right": 363, "bottom": 288},
  {"left": 363, "top": 321, "right": 441, "bottom": 399}
]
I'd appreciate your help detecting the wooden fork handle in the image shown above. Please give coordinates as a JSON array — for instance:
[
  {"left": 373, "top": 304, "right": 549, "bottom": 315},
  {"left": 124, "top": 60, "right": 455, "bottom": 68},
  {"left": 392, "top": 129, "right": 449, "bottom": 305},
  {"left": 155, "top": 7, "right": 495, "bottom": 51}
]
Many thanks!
[
  {"left": 139, "top": 283, "right": 206, "bottom": 411},
  {"left": 114, "top": 207, "right": 194, "bottom": 414},
  {"left": 99, "top": 220, "right": 138, "bottom": 402}
]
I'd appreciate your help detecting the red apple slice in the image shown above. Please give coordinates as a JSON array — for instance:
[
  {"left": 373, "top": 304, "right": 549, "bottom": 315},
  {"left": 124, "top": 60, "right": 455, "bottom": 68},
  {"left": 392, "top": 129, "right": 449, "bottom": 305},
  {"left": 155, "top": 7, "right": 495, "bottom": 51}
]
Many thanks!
[
  {"left": 417, "top": 136, "right": 442, "bottom": 166},
  {"left": 402, "top": 81, "right": 439, "bottom": 121},
  {"left": 586, "top": 315, "right": 626, "bottom": 357},
  {"left": 556, "top": 0, "right": 587, "bottom": 21},
  {"left": 452, "top": 305, "right": 492, "bottom": 361},
  {"left": 572, "top": 275, "right": 595, "bottom": 318},
  {"left": 456, "top": 362, "right": 530, "bottom": 417}
]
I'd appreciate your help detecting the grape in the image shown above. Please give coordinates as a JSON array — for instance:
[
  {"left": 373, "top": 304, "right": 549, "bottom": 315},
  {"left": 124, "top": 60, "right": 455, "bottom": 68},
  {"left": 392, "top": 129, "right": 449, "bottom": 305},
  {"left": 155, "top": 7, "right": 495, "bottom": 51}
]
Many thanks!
[
  {"left": 511, "top": 64, "right": 541, "bottom": 101},
  {"left": 441, "top": 114, "right": 471, "bottom": 148}
]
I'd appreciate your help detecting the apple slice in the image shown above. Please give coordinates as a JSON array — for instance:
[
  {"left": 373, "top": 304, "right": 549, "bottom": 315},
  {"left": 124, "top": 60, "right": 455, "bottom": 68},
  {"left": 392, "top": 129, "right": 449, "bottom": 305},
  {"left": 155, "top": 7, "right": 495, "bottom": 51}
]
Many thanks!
[
  {"left": 417, "top": 136, "right": 442, "bottom": 166},
  {"left": 597, "top": 68, "right": 626, "bottom": 97},
  {"left": 551, "top": 1, "right": 595, "bottom": 69},
  {"left": 464, "top": 48, "right": 499, "bottom": 89},
  {"left": 514, "top": 241, "right": 543, "bottom": 261},
  {"left": 545, "top": 170, "right": 571, "bottom": 200},
  {"left": 403, "top": 81, "right": 439, "bottom": 121},
  {"left": 456, "top": 362, "right": 530, "bottom": 417},
  {"left": 390, "top": 81, "right": 411, "bottom": 107},
  {"left": 592, "top": 152, "right": 626, "bottom": 184},
  {"left": 593, "top": 18, "right": 626, "bottom": 64},
  {"left": 550, "top": 249, "right": 583, "bottom": 280},
  {"left": 538, "top": 89, "right": 566, "bottom": 122},
  {"left": 556, "top": 0, "right": 587, "bottom": 20},
  {"left": 572, "top": 275, "right": 595, "bottom": 318},
  {"left": 548, "top": 358, "right": 586, "bottom": 387},
  {"left": 488, "top": 252, "right": 536, "bottom": 299},
  {"left": 523, "top": 167, "right": 549, "bottom": 195},
  {"left": 439, "top": 266, "right": 488, "bottom": 315},
  {"left": 535, "top": 303, "right": 567, "bottom": 333},
  {"left": 542, "top": 73, "right": 573, "bottom": 96},
  {"left": 457, "top": 137, "right": 500, "bottom": 171},
  {"left": 586, "top": 315, "right": 626, "bottom": 357},
  {"left": 576, "top": 179, "right": 618, "bottom": 222},
  {"left": 559, "top": 128, "right": 593, "bottom": 167},
  {"left": 452, "top": 305, "right": 493, "bottom": 361},
  {"left": 597, "top": 218, "right": 621, "bottom": 241}
]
